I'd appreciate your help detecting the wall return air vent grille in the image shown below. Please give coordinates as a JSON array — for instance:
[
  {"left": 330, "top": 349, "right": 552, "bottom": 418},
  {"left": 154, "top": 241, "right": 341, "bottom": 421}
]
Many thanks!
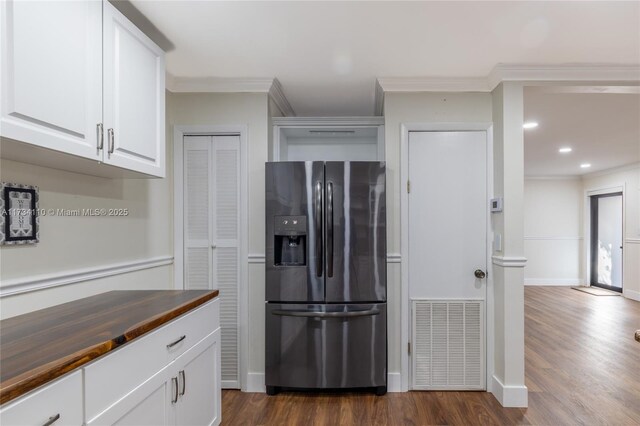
[{"left": 411, "top": 300, "right": 485, "bottom": 390}]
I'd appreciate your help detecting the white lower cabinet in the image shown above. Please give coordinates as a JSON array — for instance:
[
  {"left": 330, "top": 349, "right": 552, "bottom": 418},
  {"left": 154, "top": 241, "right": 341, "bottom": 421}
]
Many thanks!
[
  {"left": 88, "top": 329, "right": 221, "bottom": 426},
  {"left": 0, "top": 299, "right": 220, "bottom": 426},
  {"left": 87, "top": 367, "right": 171, "bottom": 426},
  {"left": 173, "top": 329, "right": 221, "bottom": 426},
  {"left": 86, "top": 299, "right": 221, "bottom": 426},
  {"left": 0, "top": 370, "right": 83, "bottom": 426}
]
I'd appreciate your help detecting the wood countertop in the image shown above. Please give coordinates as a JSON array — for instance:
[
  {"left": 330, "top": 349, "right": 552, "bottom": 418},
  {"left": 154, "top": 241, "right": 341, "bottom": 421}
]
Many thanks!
[{"left": 0, "top": 290, "right": 218, "bottom": 405}]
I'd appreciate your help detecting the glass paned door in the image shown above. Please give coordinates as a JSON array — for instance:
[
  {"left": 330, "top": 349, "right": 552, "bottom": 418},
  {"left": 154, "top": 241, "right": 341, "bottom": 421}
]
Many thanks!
[{"left": 590, "top": 193, "right": 623, "bottom": 292}]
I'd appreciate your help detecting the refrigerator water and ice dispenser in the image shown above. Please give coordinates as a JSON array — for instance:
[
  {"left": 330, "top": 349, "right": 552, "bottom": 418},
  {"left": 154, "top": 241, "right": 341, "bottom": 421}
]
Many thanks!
[{"left": 273, "top": 215, "right": 307, "bottom": 266}]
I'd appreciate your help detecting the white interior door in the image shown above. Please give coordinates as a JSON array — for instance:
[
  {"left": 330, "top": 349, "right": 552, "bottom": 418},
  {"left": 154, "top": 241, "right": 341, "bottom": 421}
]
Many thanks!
[
  {"left": 184, "top": 135, "right": 240, "bottom": 389},
  {"left": 408, "top": 131, "right": 487, "bottom": 390}
]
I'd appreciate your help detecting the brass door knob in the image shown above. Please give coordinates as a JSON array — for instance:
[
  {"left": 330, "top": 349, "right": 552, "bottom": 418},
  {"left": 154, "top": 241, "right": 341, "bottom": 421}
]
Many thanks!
[{"left": 474, "top": 269, "right": 486, "bottom": 279}]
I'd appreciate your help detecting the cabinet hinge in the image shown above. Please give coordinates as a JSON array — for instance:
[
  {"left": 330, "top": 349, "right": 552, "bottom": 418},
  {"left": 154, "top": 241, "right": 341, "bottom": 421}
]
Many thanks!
[
  {"left": 408, "top": 342, "right": 411, "bottom": 355},
  {"left": 407, "top": 180, "right": 411, "bottom": 193}
]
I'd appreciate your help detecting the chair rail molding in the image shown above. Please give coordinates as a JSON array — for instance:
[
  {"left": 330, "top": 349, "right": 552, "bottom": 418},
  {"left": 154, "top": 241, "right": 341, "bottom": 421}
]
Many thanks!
[
  {"left": 248, "top": 254, "right": 266, "bottom": 263},
  {"left": 491, "top": 256, "right": 528, "bottom": 268},
  {"left": 0, "top": 256, "right": 174, "bottom": 297}
]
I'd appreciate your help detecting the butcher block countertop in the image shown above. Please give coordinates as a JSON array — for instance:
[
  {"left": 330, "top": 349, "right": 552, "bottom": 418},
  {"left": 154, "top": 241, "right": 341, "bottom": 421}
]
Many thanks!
[{"left": 0, "top": 290, "right": 219, "bottom": 405}]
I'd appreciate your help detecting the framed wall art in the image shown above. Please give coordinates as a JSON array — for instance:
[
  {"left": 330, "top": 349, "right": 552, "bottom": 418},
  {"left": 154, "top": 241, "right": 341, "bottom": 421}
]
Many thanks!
[{"left": 0, "top": 182, "right": 39, "bottom": 245}]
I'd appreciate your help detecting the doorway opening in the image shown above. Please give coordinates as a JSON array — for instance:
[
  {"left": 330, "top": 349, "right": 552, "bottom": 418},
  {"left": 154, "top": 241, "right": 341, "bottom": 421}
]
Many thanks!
[{"left": 589, "top": 192, "right": 623, "bottom": 292}]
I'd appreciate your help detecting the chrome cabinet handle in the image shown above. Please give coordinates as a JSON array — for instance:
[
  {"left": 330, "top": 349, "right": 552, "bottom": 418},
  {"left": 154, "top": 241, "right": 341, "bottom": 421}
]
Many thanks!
[
  {"left": 179, "top": 370, "right": 186, "bottom": 396},
  {"left": 326, "top": 182, "right": 334, "bottom": 278},
  {"left": 107, "top": 128, "right": 115, "bottom": 156},
  {"left": 474, "top": 269, "right": 486, "bottom": 279},
  {"left": 96, "top": 123, "right": 104, "bottom": 153},
  {"left": 166, "top": 335, "right": 186, "bottom": 348},
  {"left": 171, "top": 377, "right": 179, "bottom": 404},
  {"left": 315, "top": 181, "right": 323, "bottom": 277},
  {"left": 272, "top": 308, "right": 380, "bottom": 318},
  {"left": 42, "top": 414, "right": 60, "bottom": 426}
]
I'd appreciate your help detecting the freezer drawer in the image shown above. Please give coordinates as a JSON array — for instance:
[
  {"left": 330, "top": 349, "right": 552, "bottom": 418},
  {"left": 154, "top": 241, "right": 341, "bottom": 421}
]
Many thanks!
[{"left": 265, "top": 303, "right": 387, "bottom": 390}]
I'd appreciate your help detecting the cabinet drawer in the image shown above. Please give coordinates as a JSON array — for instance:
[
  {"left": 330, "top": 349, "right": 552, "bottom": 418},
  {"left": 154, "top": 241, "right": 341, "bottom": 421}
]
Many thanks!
[
  {"left": 84, "top": 299, "right": 219, "bottom": 421},
  {"left": 0, "top": 370, "right": 83, "bottom": 426}
]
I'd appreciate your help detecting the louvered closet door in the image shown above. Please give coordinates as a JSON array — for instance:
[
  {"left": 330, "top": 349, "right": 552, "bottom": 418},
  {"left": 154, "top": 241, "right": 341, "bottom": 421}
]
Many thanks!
[{"left": 184, "top": 135, "right": 240, "bottom": 389}]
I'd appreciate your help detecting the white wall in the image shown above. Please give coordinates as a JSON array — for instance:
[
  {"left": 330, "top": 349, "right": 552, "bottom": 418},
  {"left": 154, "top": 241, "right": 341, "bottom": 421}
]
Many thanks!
[
  {"left": 582, "top": 164, "right": 640, "bottom": 301},
  {"left": 524, "top": 178, "right": 584, "bottom": 285},
  {"left": 283, "top": 137, "right": 378, "bottom": 161},
  {"left": 0, "top": 153, "right": 174, "bottom": 319},
  {"left": 167, "top": 91, "right": 269, "bottom": 388},
  {"left": 383, "top": 91, "right": 493, "bottom": 389}
]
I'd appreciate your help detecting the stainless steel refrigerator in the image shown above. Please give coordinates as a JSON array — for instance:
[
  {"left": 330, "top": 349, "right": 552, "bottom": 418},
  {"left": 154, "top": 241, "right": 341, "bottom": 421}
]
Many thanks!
[{"left": 265, "top": 161, "right": 387, "bottom": 395}]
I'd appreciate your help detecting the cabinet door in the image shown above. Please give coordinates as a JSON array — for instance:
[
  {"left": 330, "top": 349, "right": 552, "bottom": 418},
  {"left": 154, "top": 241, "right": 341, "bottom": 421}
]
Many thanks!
[
  {"left": 174, "top": 329, "right": 221, "bottom": 426},
  {"left": 0, "top": 0, "right": 102, "bottom": 159},
  {"left": 86, "top": 368, "right": 170, "bottom": 426},
  {"left": 102, "top": 1, "right": 165, "bottom": 177}
]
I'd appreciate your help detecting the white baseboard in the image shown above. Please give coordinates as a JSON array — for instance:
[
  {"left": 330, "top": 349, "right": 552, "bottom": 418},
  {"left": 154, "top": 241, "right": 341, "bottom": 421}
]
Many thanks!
[
  {"left": 387, "top": 372, "right": 402, "bottom": 392},
  {"left": 491, "top": 375, "right": 528, "bottom": 407},
  {"left": 624, "top": 289, "right": 640, "bottom": 302},
  {"left": 245, "top": 372, "right": 265, "bottom": 393},
  {"left": 243, "top": 372, "right": 402, "bottom": 393},
  {"left": 524, "top": 278, "right": 583, "bottom": 286}
]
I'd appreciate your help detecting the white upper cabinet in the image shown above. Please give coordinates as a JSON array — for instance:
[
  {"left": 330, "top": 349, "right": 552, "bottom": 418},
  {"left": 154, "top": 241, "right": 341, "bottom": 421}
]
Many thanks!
[
  {"left": 103, "top": 2, "right": 165, "bottom": 177},
  {"left": 0, "top": 1, "right": 165, "bottom": 178},
  {"left": 0, "top": 0, "right": 102, "bottom": 160}
]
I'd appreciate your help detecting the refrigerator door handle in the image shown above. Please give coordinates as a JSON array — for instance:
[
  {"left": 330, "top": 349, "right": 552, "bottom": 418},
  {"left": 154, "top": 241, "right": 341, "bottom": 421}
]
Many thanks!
[
  {"left": 327, "top": 181, "right": 334, "bottom": 278},
  {"left": 315, "top": 181, "right": 323, "bottom": 277},
  {"left": 272, "top": 308, "right": 380, "bottom": 318}
]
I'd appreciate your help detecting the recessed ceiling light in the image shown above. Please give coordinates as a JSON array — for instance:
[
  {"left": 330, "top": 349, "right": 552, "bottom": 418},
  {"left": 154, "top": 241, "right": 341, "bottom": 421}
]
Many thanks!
[
  {"left": 523, "top": 121, "right": 539, "bottom": 129},
  {"left": 580, "top": 163, "right": 591, "bottom": 168},
  {"left": 559, "top": 147, "right": 572, "bottom": 153}
]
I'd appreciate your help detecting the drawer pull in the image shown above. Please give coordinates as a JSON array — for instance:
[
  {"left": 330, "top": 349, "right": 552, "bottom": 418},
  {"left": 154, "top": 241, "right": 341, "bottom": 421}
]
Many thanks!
[
  {"left": 166, "top": 335, "right": 186, "bottom": 348},
  {"left": 42, "top": 414, "right": 60, "bottom": 426},
  {"left": 171, "top": 377, "right": 179, "bottom": 404},
  {"left": 179, "top": 370, "right": 186, "bottom": 396}
]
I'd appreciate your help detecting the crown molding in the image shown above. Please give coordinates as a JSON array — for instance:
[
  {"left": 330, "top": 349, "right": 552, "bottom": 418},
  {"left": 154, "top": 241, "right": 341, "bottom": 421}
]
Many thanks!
[
  {"left": 166, "top": 74, "right": 296, "bottom": 116},
  {"left": 269, "top": 78, "right": 296, "bottom": 117},
  {"left": 489, "top": 63, "right": 640, "bottom": 89},
  {"left": 581, "top": 161, "right": 640, "bottom": 178},
  {"left": 524, "top": 175, "right": 581, "bottom": 181},
  {"left": 272, "top": 116, "right": 384, "bottom": 127},
  {"left": 376, "top": 64, "right": 640, "bottom": 95},
  {"left": 377, "top": 77, "right": 490, "bottom": 93},
  {"left": 166, "top": 74, "right": 274, "bottom": 93}
]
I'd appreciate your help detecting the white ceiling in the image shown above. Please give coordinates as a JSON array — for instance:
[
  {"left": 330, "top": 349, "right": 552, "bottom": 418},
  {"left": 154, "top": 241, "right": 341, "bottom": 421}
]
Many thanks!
[
  {"left": 524, "top": 87, "right": 640, "bottom": 177},
  {"left": 131, "top": 1, "right": 640, "bottom": 116}
]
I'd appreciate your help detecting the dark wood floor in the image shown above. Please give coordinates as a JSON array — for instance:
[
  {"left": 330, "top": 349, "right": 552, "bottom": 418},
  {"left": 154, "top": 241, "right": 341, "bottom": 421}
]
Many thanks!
[{"left": 222, "top": 287, "right": 640, "bottom": 425}]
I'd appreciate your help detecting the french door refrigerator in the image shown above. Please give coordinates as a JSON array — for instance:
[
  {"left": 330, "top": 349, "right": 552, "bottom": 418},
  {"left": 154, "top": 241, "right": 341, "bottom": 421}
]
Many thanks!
[{"left": 265, "top": 161, "right": 387, "bottom": 395}]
